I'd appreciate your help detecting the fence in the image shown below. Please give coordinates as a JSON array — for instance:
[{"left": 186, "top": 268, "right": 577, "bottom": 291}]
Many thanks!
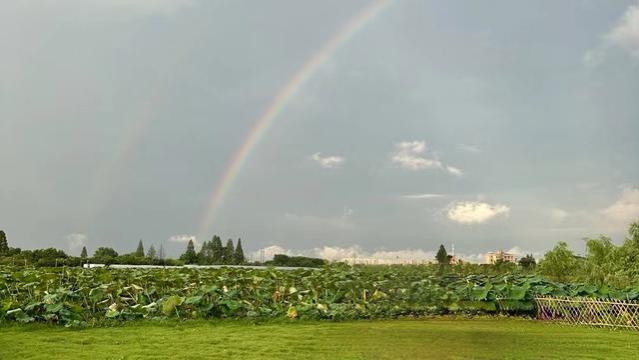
[{"left": 534, "top": 296, "right": 639, "bottom": 330}]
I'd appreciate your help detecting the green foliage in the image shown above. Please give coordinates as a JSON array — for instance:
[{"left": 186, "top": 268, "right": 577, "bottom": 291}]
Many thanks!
[
  {"left": 234, "top": 239, "right": 245, "bottom": 264},
  {"left": 2, "top": 265, "right": 637, "bottom": 326},
  {"left": 628, "top": 221, "right": 639, "bottom": 245},
  {"left": 211, "top": 236, "right": 223, "bottom": 263},
  {"left": 80, "top": 246, "right": 88, "bottom": 259},
  {"left": 436, "top": 245, "right": 448, "bottom": 265},
  {"left": 180, "top": 240, "right": 198, "bottom": 264},
  {"left": 223, "top": 239, "right": 234, "bottom": 264},
  {"left": 538, "top": 242, "right": 580, "bottom": 282},
  {"left": 158, "top": 244, "right": 165, "bottom": 260},
  {"left": 267, "top": 254, "right": 326, "bottom": 268},
  {"left": 196, "top": 235, "right": 239, "bottom": 265},
  {"left": 135, "top": 240, "right": 144, "bottom": 258},
  {"left": 94, "top": 247, "right": 118, "bottom": 259},
  {"left": 147, "top": 245, "right": 157, "bottom": 260},
  {"left": 0, "top": 230, "right": 8, "bottom": 256},
  {"left": 575, "top": 222, "right": 639, "bottom": 287},
  {"left": 518, "top": 254, "right": 536, "bottom": 270}
]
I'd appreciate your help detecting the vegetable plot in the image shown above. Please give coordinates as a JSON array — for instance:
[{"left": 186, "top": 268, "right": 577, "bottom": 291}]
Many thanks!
[{"left": 1, "top": 266, "right": 637, "bottom": 326}]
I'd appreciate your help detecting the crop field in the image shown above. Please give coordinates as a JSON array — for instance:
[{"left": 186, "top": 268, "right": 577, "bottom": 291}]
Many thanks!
[
  {"left": 2, "top": 266, "right": 639, "bottom": 359},
  {"left": 1, "top": 265, "right": 637, "bottom": 326}
]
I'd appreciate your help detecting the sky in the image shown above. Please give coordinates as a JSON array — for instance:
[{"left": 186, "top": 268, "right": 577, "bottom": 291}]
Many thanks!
[{"left": 1, "top": 0, "right": 639, "bottom": 262}]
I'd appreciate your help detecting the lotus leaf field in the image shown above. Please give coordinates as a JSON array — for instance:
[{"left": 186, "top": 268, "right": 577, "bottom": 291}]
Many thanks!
[{"left": 1, "top": 265, "right": 638, "bottom": 326}]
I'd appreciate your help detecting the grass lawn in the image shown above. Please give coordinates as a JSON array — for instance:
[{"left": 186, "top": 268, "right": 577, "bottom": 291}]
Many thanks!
[{"left": 1, "top": 318, "right": 638, "bottom": 359}]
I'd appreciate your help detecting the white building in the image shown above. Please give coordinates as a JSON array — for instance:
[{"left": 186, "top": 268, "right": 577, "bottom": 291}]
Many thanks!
[{"left": 484, "top": 250, "right": 517, "bottom": 264}]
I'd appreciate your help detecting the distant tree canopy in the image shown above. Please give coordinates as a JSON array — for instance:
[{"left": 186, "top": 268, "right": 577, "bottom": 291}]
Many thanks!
[
  {"left": 158, "top": 244, "right": 165, "bottom": 260},
  {"left": 518, "top": 254, "right": 536, "bottom": 269},
  {"left": 3, "top": 220, "right": 639, "bottom": 287},
  {"left": 135, "top": 240, "right": 145, "bottom": 257},
  {"left": 538, "top": 241, "right": 581, "bottom": 283},
  {"left": 94, "top": 247, "right": 118, "bottom": 259},
  {"left": 147, "top": 245, "right": 157, "bottom": 259},
  {"left": 267, "top": 254, "right": 326, "bottom": 268},
  {"left": 572, "top": 221, "right": 639, "bottom": 287},
  {"left": 194, "top": 236, "right": 245, "bottom": 265},
  {"left": 180, "top": 240, "right": 198, "bottom": 264},
  {"left": 223, "top": 239, "right": 235, "bottom": 264},
  {"left": 211, "top": 236, "right": 223, "bottom": 262},
  {"left": 0, "top": 230, "right": 9, "bottom": 255},
  {"left": 234, "top": 239, "right": 245, "bottom": 264},
  {"left": 5, "top": 248, "right": 70, "bottom": 267},
  {"left": 436, "top": 245, "right": 448, "bottom": 265}
]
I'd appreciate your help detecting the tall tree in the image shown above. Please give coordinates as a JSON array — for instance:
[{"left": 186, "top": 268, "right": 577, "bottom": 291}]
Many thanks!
[
  {"left": 223, "top": 239, "right": 235, "bottom": 264},
  {"left": 135, "top": 239, "right": 145, "bottom": 257},
  {"left": 211, "top": 236, "right": 223, "bottom": 264},
  {"left": 234, "top": 238, "right": 245, "bottom": 264},
  {"left": 147, "top": 245, "right": 157, "bottom": 259},
  {"left": 180, "top": 240, "right": 198, "bottom": 264},
  {"left": 629, "top": 221, "right": 639, "bottom": 245},
  {"left": 436, "top": 244, "right": 448, "bottom": 265},
  {"left": 80, "top": 246, "right": 88, "bottom": 259},
  {"left": 197, "top": 241, "right": 208, "bottom": 264},
  {"left": 0, "top": 230, "right": 8, "bottom": 256}
]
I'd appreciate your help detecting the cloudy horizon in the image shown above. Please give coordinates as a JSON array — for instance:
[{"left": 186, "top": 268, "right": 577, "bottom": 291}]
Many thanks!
[{"left": 1, "top": 1, "right": 638, "bottom": 260}]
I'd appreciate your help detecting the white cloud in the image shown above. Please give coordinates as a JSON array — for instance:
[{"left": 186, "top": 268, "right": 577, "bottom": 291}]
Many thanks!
[
  {"left": 250, "top": 244, "right": 537, "bottom": 264},
  {"left": 446, "top": 166, "right": 464, "bottom": 177},
  {"left": 249, "top": 245, "right": 294, "bottom": 262},
  {"left": 391, "top": 141, "right": 463, "bottom": 176},
  {"left": 447, "top": 201, "right": 510, "bottom": 224},
  {"left": 602, "top": 187, "right": 639, "bottom": 224},
  {"left": 391, "top": 141, "right": 443, "bottom": 170},
  {"left": 315, "top": 246, "right": 438, "bottom": 263},
  {"left": 606, "top": 3, "right": 639, "bottom": 58},
  {"left": 169, "top": 234, "right": 197, "bottom": 244},
  {"left": 251, "top": 244, "right": 438, "bottom": 263},
  {"left": 402, "top": 193, "right": 445, "bottom": 200},
  {"left": 314, "top": 245, "right": 364, "bottom": 261},
  {"left": 310, "top": 152, "right": 345, "bottom": 168},
  {"left": 66, "top": 233, "right": 88, "bottom": 255},
  {"left": 585, "top": 3, "right": 639, "bottom": 65}
]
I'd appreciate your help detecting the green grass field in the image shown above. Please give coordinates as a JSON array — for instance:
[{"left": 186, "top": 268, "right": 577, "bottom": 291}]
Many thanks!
[{"left": 2, "top": 318, "right": 637, "bottom": 359}]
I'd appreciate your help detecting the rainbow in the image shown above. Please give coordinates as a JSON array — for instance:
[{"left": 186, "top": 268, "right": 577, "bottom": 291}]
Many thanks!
[
  {"left": 88, "top": 99, "right": 156, "bottom": 228},
  {"left": 197, "top": 0, "right": 392, "bottom": 238}
]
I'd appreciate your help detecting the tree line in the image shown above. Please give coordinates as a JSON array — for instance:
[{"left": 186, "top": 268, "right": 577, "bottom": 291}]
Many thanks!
[
  {"left": 0, "top": 232, "right": 245, "bottom": 267},
  {"left": 2, "top": 220, "right": 638, "bottom": 279},
  {"left": 179, "top": 236, "right": 245, "bottom": 265},
  {"left": 0, "top": 231, "right": 324, "bottom": 268}
]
